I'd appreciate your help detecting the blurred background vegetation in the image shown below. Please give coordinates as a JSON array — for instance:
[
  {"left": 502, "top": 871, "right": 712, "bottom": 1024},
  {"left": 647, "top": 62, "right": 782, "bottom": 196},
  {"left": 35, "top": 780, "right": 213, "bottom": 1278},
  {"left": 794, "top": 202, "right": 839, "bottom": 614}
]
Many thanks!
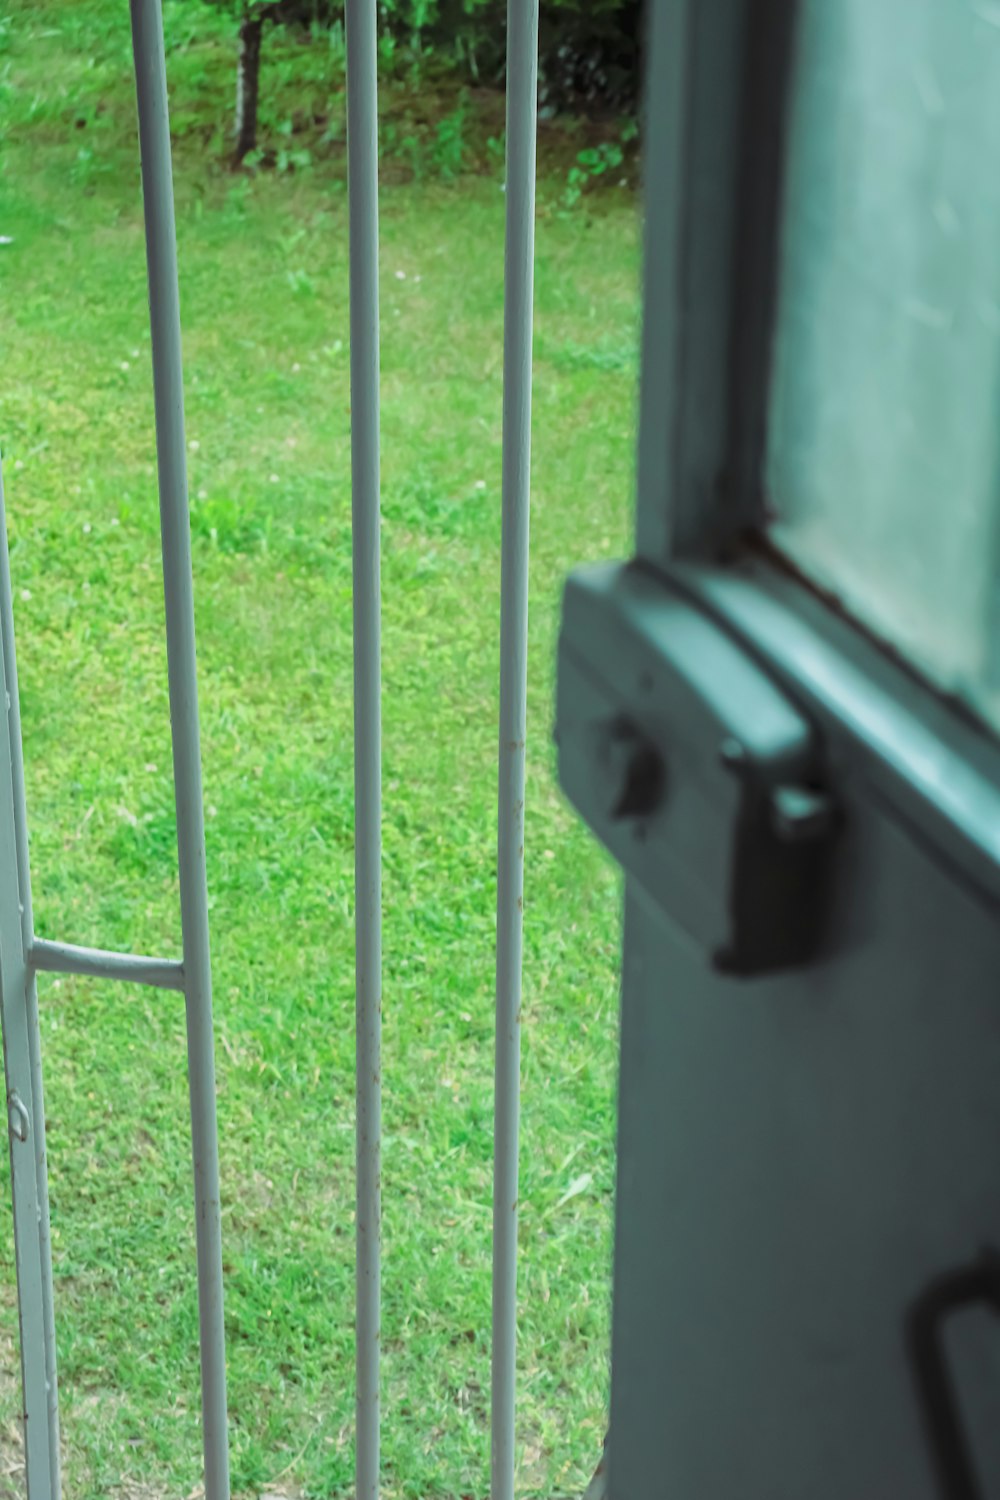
[{"left": 210, "top": 0, "right": 641, "bottom": 163}]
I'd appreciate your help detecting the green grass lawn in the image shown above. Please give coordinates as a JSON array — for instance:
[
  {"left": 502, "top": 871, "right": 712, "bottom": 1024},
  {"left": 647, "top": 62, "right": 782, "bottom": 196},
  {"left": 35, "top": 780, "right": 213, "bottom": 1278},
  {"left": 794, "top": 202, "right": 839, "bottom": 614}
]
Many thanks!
[{"left": 0, "top": 4, "right": 638, "bottom": 1495}]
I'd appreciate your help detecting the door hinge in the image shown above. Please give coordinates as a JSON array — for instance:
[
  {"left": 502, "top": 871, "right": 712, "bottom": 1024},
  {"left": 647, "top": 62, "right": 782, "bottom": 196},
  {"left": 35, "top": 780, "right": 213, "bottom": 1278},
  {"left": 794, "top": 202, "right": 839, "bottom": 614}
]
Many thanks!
[{"left": 555, "top": 561, "right": 840, "bottom": 976}]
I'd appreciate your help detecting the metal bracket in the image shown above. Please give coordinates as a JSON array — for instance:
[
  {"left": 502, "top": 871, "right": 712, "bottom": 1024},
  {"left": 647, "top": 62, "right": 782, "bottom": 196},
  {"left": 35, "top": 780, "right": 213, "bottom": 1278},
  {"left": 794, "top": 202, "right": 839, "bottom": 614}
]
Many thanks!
[
  {"left": 555, "top": 560, "right": 840, "bottom": 976},
  {"left": 7, "top": 1092, "right": 29, "bottom": 1144}
]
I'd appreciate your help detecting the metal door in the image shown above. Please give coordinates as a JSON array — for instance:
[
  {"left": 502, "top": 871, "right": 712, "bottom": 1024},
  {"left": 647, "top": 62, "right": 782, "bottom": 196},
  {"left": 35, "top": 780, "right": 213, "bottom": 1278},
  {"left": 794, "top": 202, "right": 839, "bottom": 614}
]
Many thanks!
[{"left": 556, "top": 3, "right": 1000, "bottom": 1497}]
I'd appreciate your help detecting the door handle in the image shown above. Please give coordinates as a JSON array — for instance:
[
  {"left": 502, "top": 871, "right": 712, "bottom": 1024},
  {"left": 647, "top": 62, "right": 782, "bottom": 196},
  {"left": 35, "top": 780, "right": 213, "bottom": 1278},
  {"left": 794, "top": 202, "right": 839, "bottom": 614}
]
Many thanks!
[{"left": 907, "top": 1248, "right": 1000, "bottom": 1500}]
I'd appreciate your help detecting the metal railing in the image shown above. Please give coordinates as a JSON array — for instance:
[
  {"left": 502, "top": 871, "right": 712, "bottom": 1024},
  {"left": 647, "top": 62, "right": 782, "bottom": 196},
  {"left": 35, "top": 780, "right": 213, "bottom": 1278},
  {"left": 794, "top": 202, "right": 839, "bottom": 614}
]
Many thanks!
[{"left": 0, "top": 0, "right": 539, "bottom": 1494}]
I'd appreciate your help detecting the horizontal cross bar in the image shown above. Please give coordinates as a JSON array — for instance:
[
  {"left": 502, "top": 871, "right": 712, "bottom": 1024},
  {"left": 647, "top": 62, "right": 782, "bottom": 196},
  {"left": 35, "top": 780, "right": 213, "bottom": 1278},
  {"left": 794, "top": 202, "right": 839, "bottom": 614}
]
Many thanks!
[{"left": 29, "top": 938, "right": 185, "bottom": 992}]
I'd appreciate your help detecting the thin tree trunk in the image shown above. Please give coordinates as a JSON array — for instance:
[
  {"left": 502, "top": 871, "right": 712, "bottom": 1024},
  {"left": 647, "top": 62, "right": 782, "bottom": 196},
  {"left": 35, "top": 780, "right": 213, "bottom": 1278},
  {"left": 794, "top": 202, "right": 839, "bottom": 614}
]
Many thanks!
[{"left": 234, "top": 13, "right": 264, "bottom": 164}]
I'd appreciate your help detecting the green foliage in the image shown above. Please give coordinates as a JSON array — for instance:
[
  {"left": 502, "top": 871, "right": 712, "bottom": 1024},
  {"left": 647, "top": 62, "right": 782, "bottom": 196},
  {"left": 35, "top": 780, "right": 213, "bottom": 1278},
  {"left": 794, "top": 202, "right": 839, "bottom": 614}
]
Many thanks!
[
  {"left": 273, "top": 118, "right": 314, "bottom": 172},
  {"left": 406, "top": 0, "right": 642, "bottom": 111},
  {"left": 562, "top": 140, "right": 622, "bottom": 209},
  {"left": 1, "top": 1, "right": 639, "bottom": 1497},
  {"left": 5, "top": 0, "right": 636, "bottom": 180},
  {"left": 189, "top": 490, "right": 274, "bottom": 553},
  {"left": 204, "top": 0, "right": 340, "bottom": 24},
  {"left": 431, "top": 91, "right": 467, "bottom": 178},
  {"left": 560, "top": 118, "right": 635, "bottom": 209},
  {"left": 198, "top": 0, "right": 641, "bottom": 116}
]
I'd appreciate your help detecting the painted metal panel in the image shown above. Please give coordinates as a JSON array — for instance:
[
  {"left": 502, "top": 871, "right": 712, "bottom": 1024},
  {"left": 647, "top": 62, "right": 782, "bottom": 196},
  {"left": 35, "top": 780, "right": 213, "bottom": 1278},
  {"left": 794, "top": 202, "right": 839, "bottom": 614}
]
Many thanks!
[
  {"left": 590, "top": 0, "right": 1000, "bottom": 1495},
  {"left": 611, "top": 804, "right": 1000, "bottom": 1498},
  {"left": 634, "top": 0, "right": 797, "bottom": 564}
]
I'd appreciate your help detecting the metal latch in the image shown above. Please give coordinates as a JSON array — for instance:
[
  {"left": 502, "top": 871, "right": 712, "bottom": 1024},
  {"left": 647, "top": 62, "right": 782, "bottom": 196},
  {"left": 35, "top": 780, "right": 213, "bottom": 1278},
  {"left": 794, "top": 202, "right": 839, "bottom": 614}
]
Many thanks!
[{"left": 555, "top": 561, "right": 839, "bottom": 976}]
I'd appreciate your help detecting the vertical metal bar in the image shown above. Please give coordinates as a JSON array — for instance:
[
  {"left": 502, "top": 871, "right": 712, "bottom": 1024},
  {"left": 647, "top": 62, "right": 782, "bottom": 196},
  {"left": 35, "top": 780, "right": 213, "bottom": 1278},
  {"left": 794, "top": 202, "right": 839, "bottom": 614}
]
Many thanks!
[
  {"left": 0, "top": 464, "right": 60, "bottom": 1499},
  {"left": 0, "top": 460, "right": 55, "bottom": 1500},
  {"left": 491, "top": 0, "right": 538, "bottom": 1493},
  {"left": 128, "top": 6, "right": 230, "bottom": 1499},
  {"left": 345, "top": 0, "right": 382, "bottom": 1495}
]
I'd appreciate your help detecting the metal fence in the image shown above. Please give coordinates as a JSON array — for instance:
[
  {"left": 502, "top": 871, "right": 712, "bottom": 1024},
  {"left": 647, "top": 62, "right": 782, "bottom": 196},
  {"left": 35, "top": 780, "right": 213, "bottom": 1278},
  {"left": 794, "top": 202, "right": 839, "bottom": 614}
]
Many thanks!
[{"left": 0, "top": 0, "right": 539, "bottom": 1495}]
